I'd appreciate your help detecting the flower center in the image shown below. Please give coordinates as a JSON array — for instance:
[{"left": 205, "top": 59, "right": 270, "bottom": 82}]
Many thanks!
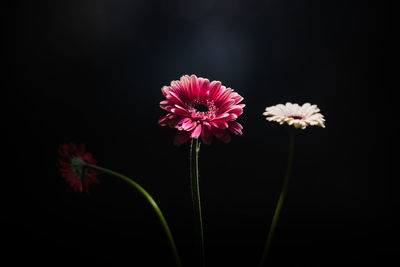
[
  {"left": 187, "top": 98, "right": 217, "bottom": 120},
  {"left": 70, "top": 157, "right": 87, "bottom": 180},
  {"left": 288, "top": 115, "right": 304, "bottom": 120},
  {"left": 194, "top": 104, "right": 209, "bottom": 112}
]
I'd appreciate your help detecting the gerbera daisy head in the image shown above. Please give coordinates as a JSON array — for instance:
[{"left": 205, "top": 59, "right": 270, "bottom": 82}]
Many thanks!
[
  {"left": 57, "top": 143, "right": 99, "bottom": 193},
  {"left": 263, "top": 102, "right": 325, "bottom": 129},
  {"left": 158, "top": 74, "right": 245, "bottom": 146}
]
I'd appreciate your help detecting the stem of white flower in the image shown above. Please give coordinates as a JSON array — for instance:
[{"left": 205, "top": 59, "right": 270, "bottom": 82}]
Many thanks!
[{"left": 259, "top": 131, "right": 295, "bottom": 267}]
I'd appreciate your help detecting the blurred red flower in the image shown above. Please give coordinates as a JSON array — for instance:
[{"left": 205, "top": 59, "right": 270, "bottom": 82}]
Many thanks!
[{"left": 57, "top": 143, "right": 99, "bottom": 193}]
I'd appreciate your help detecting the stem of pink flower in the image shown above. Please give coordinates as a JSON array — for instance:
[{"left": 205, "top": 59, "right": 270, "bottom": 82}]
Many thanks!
[
  {"left": 258, "top": 131, "right": 295, "bottom": 267},
  {"left": 190, "top": 138, "right": 205, "bottom": 267},
  {"left": 83, "top": 163, "right": 182, "bottom": 267}
]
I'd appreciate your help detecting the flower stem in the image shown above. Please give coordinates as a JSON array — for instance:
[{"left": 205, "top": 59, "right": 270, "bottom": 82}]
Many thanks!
[
  {"left": 83, "top": 163, "right": 182, "bottom": 267},
  {"left": 190, "top": 138, "right": 205, "bottom": 267},
  {"left": 259, "top": 131, "right": 295, "bottom": 267}
]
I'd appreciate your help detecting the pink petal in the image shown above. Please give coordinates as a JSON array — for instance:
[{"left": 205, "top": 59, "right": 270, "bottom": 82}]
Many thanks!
[
  {"left": 178, "top": 117, "right": 192, "bottom": 125},
  {"left": 198, "top": 78, "right": 210, "bottom": 99},
  {"left": 180, "top": 75, "right": 191, "bottom": 100},
  {"left": 208, "top": 80, "right": 222, "bottom": 99},
  {"left": 219, "top": 131, "right": 232, "bottom": 143},
  {"left": 159, "top": 114, "right": 182, "bottom": 128},
  {"left": 167, "top": 117, "right": 182, "bottom": 128},
  {"left": 211, "top": 85, "right": 226, "bottom": 102},
  {"left": 227, "top": 106, "right": 244, "bottom": 117},
  {"left": 201, "top": 131, "right": 213, "bottom": 144},
  {"left": 211, "top": 126, "right": 224, "bottom": 138},
  {"left": 227, "top": 121, "right": 243, "bottom": 135},
  {"left": 226, "top": 114, "right": 238, "bottom": 121},
  {"left": 214, "top": 87, "right": 232, "bottom": 105},
  {"left": 158, "top": 115, "right": 170, "bottom": 126},
  {"left": 214, "top": 113, "right": 230, "bottom": 120},
  {"left": 212, "top": 127, "right": 231, "bottom": 143},
  {"left": 231, "top": 92, "right": 244, "bottom": 104},
  {"left": 182, "top": 121, "right": 197, "bottom": 131},
  {"left": 171, "top": 108, "right": 189, "bottom": 116},
  {"left": 58, "top": 160, "right": 70, "bottom": 168},
  {"left": 170, "top": 80, "right": 180, "bottom": 89},
  {"left": 210, "top": 121, "right": 228, "bottom": 129},
  {"left": 161, "top": 86, "right": 170, "bottom": 97},
  {"left": 190, "top": 75, "right": 199, "bottom": 99},
  {"left": 167, "top": 91, "right": 185, "bottom": 106},
  {"left": 190, "top": 124, "right": 202, "bottom": 139},
  {"left": 173, "top": 131, "right": 191, "bottom": 146},
  {"left": 217, "top": 99, "right": 236, "bottom": 114},
  {"left": 201, "top": 122, "right": 212, "bottom": 144},
  {"left": 160, "top": 100, "right": 173, "bottom": 111}
]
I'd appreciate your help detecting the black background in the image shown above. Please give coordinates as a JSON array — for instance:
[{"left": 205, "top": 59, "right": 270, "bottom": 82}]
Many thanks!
[{"left": 3, "top": 0, "right": 390, "bottom": 266}]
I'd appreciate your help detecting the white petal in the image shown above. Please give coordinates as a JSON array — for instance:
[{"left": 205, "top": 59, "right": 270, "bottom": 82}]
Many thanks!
[
  {"left": 292, "top": 103, "right": 300, "bottom": 115},
  {"left": 299, "top": 103, "right": 311, "bottom": 115}
]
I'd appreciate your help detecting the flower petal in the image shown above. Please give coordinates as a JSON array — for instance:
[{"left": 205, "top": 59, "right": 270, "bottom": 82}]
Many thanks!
[
  {"left": 219, "top": 131, "right": 231, "bottom": 143},
  {"left": 182, "top": 121, "right": 197, "bottom": 131},
  {"left": 201, "top": 122, "right": 213, "bottom": 144},
  {"left": 190, "top": 124, "right": 202, "bottom": 139},
  {"left": 173, "top": 131, "right": 191, "bottom": 146},
  {"left": 227, "top": 121, "right": 243, "bottom": 135},
  {"left": 210, "top": 121, "right": 228, "bottom": 129}
]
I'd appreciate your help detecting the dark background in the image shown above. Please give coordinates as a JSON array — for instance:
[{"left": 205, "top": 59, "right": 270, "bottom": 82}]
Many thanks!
[{"left": 3, "top": 0, "right": 390, "bottom": 266}]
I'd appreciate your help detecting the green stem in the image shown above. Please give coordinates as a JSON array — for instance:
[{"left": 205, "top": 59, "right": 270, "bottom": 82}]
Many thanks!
[
  {"left": 84, "top": 163, "right": 182, "bottom": 267},
  {"left": 190, "top": 138, "right": 205, "bottom": 267},
  {"left": 259, "top": 131, "right": 295, "bottom": 267}
]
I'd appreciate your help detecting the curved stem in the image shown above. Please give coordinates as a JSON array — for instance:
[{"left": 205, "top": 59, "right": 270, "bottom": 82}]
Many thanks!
[
  {"left": 84, "top": 163, "right": 182, "bottom": 267},
  {"left": 190, "top": 138, "right": 205, "bottom": 267},
  {"left": 259, "top": 131, "right": 295, "bottom": 267}
]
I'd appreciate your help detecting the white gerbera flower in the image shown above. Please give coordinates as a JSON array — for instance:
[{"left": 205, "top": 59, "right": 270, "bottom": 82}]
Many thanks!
[{"left": 263, "top": 102, "right": 325, "bottom": 129}]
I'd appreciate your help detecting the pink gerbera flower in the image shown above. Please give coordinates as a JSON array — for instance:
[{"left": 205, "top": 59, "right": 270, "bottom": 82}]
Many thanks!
[
  {"left": 57, "top": 143, "right": 99, "bottom": 193},
  {"left": 158, "top": 74, "right": 245, "bottom": 146}
]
